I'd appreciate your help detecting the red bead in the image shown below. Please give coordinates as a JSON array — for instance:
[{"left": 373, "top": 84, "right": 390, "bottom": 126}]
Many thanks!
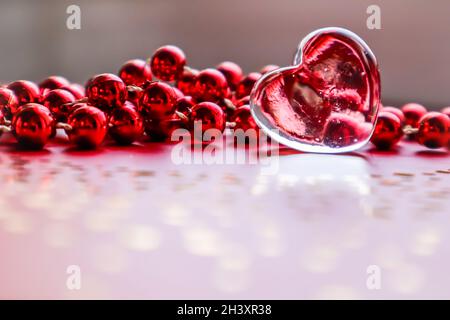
[
  {"left": 232, "top": 105, "right": 259, "bottom": 132},
  {"left": 139, "top": 81, "right": 178, "bottom": 120},
  {"left": 370, "top": 111, "right": 404, "bottom": 150},
  {"left": 60, "top": 83, "right": 85, "bottom": 100},
  {"left": 176, "top": 67, "right": 198, "bottom": 96},
  {"left": 67, "top": 105, "right": 108, "bottom": 148},
  {"left": 42, "top": 89, "right": 76, "bottom": 122},
  {"left": 174, "top": 96, "right": 195, "bottom": 118},
  {"left": 12, "top": 103, "right": 55, "bottom": 149},
  {"left": 441, "top": 106, "right": 450, "bottom": 118},
  {"left": 260, "top": 65, "right": 279, "bottom": 75},
  {"left": 86, "top": 73, "right": 127, "bottom": 110},
  {"left": 109, "top": 102, "right": 144, "bottom": 145},
  {"left": 216, "top": 61, "right": 243, "bottom": 90},
  {"left": 194, "top": 68, "right": 229, "bottom": 102},
  {"left": 7, "top": 80, "right": 41, "bottom": 106},
  {"left": 323, "top": 114, "right": 367, "bottom": 148},
  {"left": 150, "top": 45, "right": 186, "bottom": 81},
  {"left": 126, "top": 86, "right": 143, "bottom": 109},
  {"left": 401, "top": 103, "right": 427, "bottom": 128},
  {"left": 236, "top": 72, "right": 261, "bottom": 99},
  {"left": 0, "top": 87, "right": 19, "bottom": 119},
  {"left": 118, "top": 59, "right": 152, "bottom": 86},
  {"left": 191, "top": 102, "right": 226, "bottom": 140},
  {"left": 416, "top": 112, "right": 450, "bottom": 149},
  {"left": 144, "top": 116, "right": 187, "bottom": 141},
  {"left": 39, "top": 76, "right": 70, "bottom": 96},
  {"left": 381, "top": 106, "right": 405, "bottom": 123}
]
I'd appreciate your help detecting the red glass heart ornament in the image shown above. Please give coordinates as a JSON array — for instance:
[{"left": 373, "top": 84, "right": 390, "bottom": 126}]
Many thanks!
[{"left": 250, "top": 27, "right": 380, "bottom": 153}]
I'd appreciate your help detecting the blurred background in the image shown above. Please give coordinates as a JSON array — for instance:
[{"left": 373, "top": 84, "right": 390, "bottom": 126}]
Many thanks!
[{"left": 0, "top": 0, "right": 449, "bottom": 109}]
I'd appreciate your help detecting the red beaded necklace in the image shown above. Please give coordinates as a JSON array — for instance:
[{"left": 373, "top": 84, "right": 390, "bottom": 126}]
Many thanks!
[{"left": 0, "top": 28, "right": 448, "bottom": 153}]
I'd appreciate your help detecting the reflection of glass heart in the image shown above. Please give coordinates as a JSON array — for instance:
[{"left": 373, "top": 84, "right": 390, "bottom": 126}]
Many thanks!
[{"left": 250, "top": 27, "right": 380, "bottom": 153}]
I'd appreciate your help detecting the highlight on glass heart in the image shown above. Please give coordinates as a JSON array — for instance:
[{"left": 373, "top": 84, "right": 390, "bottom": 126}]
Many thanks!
[{"left": 0, "top": 27, "right": 448, "bottom": 154}]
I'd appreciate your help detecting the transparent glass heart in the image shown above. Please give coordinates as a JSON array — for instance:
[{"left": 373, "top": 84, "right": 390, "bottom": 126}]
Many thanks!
[{"left": 250, "top": 27, "right": 381, "bottom": 153}]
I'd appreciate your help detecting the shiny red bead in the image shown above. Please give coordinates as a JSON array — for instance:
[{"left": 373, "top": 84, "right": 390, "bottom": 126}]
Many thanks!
[
  {"left": 381, "top": 106, "right": 405, "bottom": 123},
  {"left": 60, "top": 83, "right": 85, "bottom": 100},
  {"left": 150, "top": 45, "right": 186, "bottom": 81},
  {"left": 7, "top": 80, "right": 41, "bottom": 106},
  {"left": 86, "top": 73, "right": 127, "bottom": 111},
  {"left": 323, "top": 114, "right": 367, "bottom": 148},
  {"left": 174, "top": 96, "right": 195, "bottom": 118},
  {"left": 42, "top": 89, "right": 76, "bottom": 122},
  {"left": 232, "top": 105, "right": 259, "bottom": 132},
  {"left": 216, "top": 61, "right": 243, "bottom": 91},
  {"left": 67, "top": 105, "right": 108, "bottom": 148},
  {"left": 139, "top": 81, "right": 178, "bottom": 120},
  {"left": 416, "top": 112, "right": 450, "bottom": 149},
  {"left": 370, "top": 111, "right": 404, "bottom": 150},
  {"left": 12, "top": 103, "right": 55, "bottom": 149},
  {"left": 109, "top": 102, "right": 144, "bottom": 145},
  {"left": 441, "top": 106, "right": 450, "bottom": 118},
  {"left": 236, "top": 72, "right": 261, "bottom": 99},
  {"left": 0, "top": 87, "right": 19, "bottom": 119},
  {"left": 39, "top": 76, "right": 70, "bottom": 96},
  {"left": 401, "top": 103, "right": 427, "bottom": 128},
  {"left": 194, "top": 68, "right": 229, "bottom": 102},
  {"left": 118, "top": 59, "right": 152, "bottom": 86},
  {"left": 145, "top": 116, "right": 187, "bottom": 141},
  {"left": 126, "top": 85, "right": 143, "bottom": 109},
  {"left": 176, "top": 67, "right": 198, "bottom": 96},
  {"left": 191, "top": 102, "right": 226, "bottom": 138},
  {"left": 260, "top": 64, "right": 279, "bottom": 75}
]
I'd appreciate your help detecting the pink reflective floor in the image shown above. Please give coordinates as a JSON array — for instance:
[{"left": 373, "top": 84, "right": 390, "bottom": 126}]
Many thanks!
[{"left": 0, "top": 131, "right": 448, "bottom": 299}]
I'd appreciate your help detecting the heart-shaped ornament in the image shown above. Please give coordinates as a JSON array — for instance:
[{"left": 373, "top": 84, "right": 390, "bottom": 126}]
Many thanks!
[{"left": 250, "top": 27, "right": 381, "bottom": 153}]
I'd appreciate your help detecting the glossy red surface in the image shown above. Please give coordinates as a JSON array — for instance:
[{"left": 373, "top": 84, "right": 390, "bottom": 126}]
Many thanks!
[
  {"left": 416, "top": 112, "right": 450, "bottom": 149},
  {"left": 60, "top": 84, "right": 85, "bottom": 100},
  {"left": 42, "top": 89, "right": 76, "bottom": 122},
  {"left": 118, "top": 59, "right": 152, "bottom": 86},
  {"left": 176, "top": 68, "right": 198, "bottom": 97},
  {"left": 0, "top": 87, "right": 19, "bottom": 119},
  {"left": 86, "top": 74, "right": 127, "bottom": 111},
  {"left": 216, "top": 61, "right": 243, "bottom": 90},
  {"left": 0, "top": 134, "right": 448, "bottom": 299},
  {"left": 126, "top": 86, "right": 143, "bottom": 109},
  {"left": 191, "top": 102, "right": 226, "bottom": 138},
  {"left": 251, "top": 29, "right": 380, "bottom": 153},
  {"left": 194, "top": 68, "right": 230, "bottom": 102},
  {"left": 67, "top": 106, "right": 108, "bottom": 148},
  {"left": 236, "top": 72, "right": 261, "bottom": 99},
  {"left": 109, "top": 103, "right": 144, "bottom": 145},
  {"left": 402, "top": 103, "right": 427, "bottom": 128},
  {"left": 370, "top": 111, "right": 404, "bottom": 149},
  {"left": 174, "top": 96, "right": 195, "bottom": 118},
  {"left": 150, "top": 45, "right": 186, "bottom": 81},
  {"left": 139, "top": 82, "right": 178, "bottom": 120},
  {"left": 12, "top": 103, "right": 55, "bottom": 149},
  {"left": 7, "top": 80, "right": 41, "bottom": 106},
  {"left": 382, "top": 106, "right": 405, "bottom": 124},
  {"left": 39, "top": 76, "right": 70, "bottom": 96},
  {"left": 232, "top": 105, "right": 259, "bottom": 132}
]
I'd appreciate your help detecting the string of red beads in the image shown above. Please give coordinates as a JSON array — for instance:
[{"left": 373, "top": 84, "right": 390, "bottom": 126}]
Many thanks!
[
  {"left": 371, "top": 104, "right": 450, "bottom": 150},
  {"left": 0, "top": 45, "right": 449, "bottom": 152}
]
